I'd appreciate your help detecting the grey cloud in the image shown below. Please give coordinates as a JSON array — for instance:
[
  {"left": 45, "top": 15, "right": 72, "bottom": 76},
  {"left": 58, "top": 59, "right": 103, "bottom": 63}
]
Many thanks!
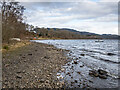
[{"left": 20, "top": 1, "right": 118, "bottom": 34}]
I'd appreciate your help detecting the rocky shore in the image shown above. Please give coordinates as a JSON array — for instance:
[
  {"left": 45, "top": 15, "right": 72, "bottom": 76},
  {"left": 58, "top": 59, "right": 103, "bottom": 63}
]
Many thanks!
[{"left": 2, "top": 42, "right": 70, "bottom": 88}]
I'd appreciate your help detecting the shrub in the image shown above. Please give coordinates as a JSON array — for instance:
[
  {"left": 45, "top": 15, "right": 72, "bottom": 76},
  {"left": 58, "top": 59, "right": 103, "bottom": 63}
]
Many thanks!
[{"left": 3, "top": 45, "right": 9, "bottom": 50}]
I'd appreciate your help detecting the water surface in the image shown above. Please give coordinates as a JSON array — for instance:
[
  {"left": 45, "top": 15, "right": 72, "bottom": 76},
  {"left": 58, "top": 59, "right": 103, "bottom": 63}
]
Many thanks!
[{"left": 32, "top": 39, "right": 119, "bottom": 88}]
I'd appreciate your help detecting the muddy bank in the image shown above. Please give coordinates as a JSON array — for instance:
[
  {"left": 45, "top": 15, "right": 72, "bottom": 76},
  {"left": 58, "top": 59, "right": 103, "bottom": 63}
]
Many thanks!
[{"left": 2, "top": 42, "right": 70, "bottom": 88}]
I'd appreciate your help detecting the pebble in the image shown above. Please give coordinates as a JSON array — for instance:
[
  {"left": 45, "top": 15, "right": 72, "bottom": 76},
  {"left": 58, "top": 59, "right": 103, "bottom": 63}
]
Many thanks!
[
  {"left": 66, "top": 72, "right": 70, "bottom": 75},
  {"left": 61, "top": 68, "right": 65, "bottom": 72},
  {"left": 80, "top": 65, "right": 84, "bottom": 67},
  {"left": 22, "top": 56, "right": 26, "bottom": 58},
  {"left": 98, "top": 69, "right": 108, "bottom": 75},
  {"left": 40, "top": 79, "right": 45, "bottom": 83},
  {"left": 44, "top": 56, "right": 50, "bottom": 59},
  {"left": 46, "top": 80, "right": 50, "bottom": 83},
  {"left": 5, "top": 64, "right": 9, "bottom": 67},
  {"left": 16, "top": 74, "right": 22, "bottom": 79},
  {"left": 16, "top": 71, "right": 21, "bottom": 73},
  {"left": 98, "top": 74, "right": 107, "bottom": 79},
  {"left": 77, "top": 72, "right": 81, "bottom": 74},
  {"left": 28, "top": 53, "right": 32, "bottom": 55}
]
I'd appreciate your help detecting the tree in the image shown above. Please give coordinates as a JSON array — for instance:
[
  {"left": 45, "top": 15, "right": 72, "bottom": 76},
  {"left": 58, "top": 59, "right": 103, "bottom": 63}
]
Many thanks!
[{"left": 1, "top": 1, "right": 26, "bottom": 43}]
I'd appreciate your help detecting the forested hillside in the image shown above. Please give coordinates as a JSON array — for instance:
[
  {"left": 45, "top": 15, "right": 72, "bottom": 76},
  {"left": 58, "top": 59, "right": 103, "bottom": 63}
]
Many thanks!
[{"left": 34, "top": 28, "right": 119, "bottom": 39}]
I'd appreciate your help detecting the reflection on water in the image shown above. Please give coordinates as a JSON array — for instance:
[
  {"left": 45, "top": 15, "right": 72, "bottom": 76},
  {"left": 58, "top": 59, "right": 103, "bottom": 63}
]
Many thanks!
[{"left": 33, "top": 39, "right": 119, "bottom": 88}]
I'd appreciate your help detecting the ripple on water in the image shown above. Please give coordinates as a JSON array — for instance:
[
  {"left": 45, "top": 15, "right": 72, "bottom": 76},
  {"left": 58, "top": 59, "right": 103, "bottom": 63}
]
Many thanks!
[{"left": 32, "top": 39, "right": 119, "bottom": 88}]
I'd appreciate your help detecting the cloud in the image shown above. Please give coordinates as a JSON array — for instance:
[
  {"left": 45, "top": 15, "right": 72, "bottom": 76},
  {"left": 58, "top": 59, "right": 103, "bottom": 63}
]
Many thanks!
[{"left": 20, "top": 1, "right": 118, "bottom": 34}]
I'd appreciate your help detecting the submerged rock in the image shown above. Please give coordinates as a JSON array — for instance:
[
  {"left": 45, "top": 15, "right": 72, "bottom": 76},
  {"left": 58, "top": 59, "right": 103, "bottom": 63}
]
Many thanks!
[
  {"left": 89, "top": 70, "right": 99, "bottom": 77},
  {"left": 80, "top": 54, "right": 85, "bottom": 56},
  {"left": 107, "top": 53, "right": 115, "bottom": 56},
  {"left": 98, "top": 69, "right": 108, "bottom": 75},
  {"left": 98, "top": 74, "right": 107, "bottom": 79},
  {"left": 89, "top": 69, "right": 108, "bottom": 79}
]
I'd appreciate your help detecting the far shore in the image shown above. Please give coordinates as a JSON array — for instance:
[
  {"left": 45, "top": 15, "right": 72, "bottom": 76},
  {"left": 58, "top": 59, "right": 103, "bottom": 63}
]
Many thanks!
[{"left": 32, "top": 37, "right": 119, "bottom": 40}]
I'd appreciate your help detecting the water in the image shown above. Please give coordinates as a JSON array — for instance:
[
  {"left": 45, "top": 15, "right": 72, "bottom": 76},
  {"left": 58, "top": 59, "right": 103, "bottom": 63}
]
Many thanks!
[{"left": 32, "top": 39, "right": 119, "bottom": 88}]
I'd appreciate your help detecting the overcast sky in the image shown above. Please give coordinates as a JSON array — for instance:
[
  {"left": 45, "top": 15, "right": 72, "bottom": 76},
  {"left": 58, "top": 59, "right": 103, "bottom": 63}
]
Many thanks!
[{"left": 20, "top": 0, "right": 119, "bottom": 35}]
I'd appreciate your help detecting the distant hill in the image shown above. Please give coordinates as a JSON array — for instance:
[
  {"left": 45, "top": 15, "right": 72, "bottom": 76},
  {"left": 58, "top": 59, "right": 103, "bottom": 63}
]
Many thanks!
[
  {"left": 34, "top": 27, "right": 119, "bottom": 39},
  {"left": 47, "top": 28, "right": 99, "bottom": 35}
]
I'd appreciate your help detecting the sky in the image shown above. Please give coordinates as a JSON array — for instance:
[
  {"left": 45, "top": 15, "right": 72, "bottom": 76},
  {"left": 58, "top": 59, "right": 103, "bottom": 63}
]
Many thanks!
[{"left": 20, "top": 0, "right": 119, "bottom": 35}]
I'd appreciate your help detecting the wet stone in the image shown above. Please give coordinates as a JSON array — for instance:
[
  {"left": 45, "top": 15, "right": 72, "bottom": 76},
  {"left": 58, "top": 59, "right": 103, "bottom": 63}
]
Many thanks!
[
  {"left": 61, "top": 68, "right": 65, "bottom": 72},
  {"left": 74, "top": 80, "right": 78, "bottom": 83},
  {"left": 80, "top": 65, "right": 84, "bottom": 67},
  {"left": 66, "top": 72, "right": 70, "bottom": 75},
  {"left": 78, "top": 85, "right": 80, "bottom": 87},
  {"left": 98, "top": 74, "right": 107, "bottom": 79},
  {"left": 107, "top": 53, "right": 115, "bottom": 56},
  {"left": 77, "top": 72, "right": 81, "bottom": 74},
  {"left": 89, "top": 70, "right": 99, "bottom": 77},
  {"left": 80, "top": 54, "right": 85, "bottom": 56},
  {"left": 98, "top": 69, "right": 108, "bottom": 75},
  {"left": 89, "top": 80, "right": 93, "bottom": 83},
  {"left": 74, "top": 61, "right": 78, "bottom": 64}
]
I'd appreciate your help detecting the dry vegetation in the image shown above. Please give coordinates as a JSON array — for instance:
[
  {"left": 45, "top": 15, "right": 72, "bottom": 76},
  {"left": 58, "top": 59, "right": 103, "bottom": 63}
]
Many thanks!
[{"left": 1, "top": 1, "right": 36, "bottom": 44}]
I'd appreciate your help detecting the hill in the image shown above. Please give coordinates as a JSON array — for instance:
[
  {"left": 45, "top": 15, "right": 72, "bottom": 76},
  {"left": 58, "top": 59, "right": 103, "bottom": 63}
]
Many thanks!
[{"left": 33, "top": 27, "right": 119, "bottom": 39}]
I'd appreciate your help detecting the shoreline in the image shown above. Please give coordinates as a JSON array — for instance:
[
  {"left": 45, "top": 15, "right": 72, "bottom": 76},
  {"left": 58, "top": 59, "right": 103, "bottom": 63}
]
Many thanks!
[{"left": 2, "top": 41, "right": 71, "bottom": 88}]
